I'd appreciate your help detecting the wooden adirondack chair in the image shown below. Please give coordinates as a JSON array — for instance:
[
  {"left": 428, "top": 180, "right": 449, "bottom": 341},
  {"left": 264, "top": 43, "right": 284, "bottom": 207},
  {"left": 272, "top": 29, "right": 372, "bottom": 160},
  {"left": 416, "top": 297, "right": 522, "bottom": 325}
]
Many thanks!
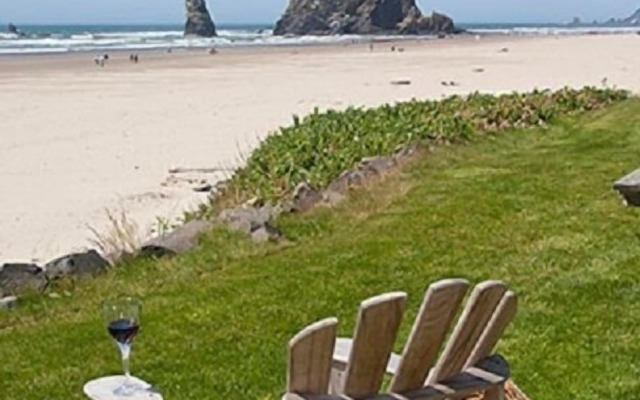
[{"left": 284, "top": 279, "right": 518, "bottom": 400}]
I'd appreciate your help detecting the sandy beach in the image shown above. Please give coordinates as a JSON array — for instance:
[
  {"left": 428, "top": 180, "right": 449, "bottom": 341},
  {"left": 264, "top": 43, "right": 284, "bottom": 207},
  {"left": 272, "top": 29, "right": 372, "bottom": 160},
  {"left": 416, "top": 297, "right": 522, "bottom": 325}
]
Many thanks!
[{"left": 1, "top": 34, "right": 639, "bottom": 263}]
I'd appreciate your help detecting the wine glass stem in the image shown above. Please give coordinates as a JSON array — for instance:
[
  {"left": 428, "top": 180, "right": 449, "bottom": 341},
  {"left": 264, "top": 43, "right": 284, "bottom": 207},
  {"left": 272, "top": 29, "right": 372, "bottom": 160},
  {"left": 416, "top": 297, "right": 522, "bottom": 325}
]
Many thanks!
[{"left": 118, "top": 343, "right": 132, "bottom": 381}]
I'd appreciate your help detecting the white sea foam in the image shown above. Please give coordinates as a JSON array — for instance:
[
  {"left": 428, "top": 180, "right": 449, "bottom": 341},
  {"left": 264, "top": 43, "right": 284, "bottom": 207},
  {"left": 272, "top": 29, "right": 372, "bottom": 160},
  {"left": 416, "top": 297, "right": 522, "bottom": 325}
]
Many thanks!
[
  {"left": 0, "top": 33, "right": 19, "bottom": 40},
  {"left": 468, "top": 26, "right": 640, "bottom": 36},
  {"left": 0, "top": 47, "right": 69, "bottom": 55},
  {"left": 0, "top": 25, "right": 638, "bottom": 55},
  {"left": 93, "top": 30, "right": 183, "bottom": 39}
]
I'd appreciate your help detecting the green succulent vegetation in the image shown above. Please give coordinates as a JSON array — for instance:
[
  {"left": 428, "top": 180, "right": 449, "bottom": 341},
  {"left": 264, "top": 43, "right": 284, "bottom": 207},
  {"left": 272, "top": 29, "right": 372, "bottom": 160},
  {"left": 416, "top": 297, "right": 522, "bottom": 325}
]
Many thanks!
[
  {"left": 219, "top": 87, "right": 628, "bottom": 205},
  {"left": 1, "top": 90, "right": 639, "bottom": 400}
]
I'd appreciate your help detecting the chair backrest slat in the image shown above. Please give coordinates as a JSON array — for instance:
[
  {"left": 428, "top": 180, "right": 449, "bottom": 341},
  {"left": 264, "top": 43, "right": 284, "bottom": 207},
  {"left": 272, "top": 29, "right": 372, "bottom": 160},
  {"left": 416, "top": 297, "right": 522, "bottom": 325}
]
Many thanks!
[
  {"left": 465, "top": 290, "right": 517, "bottom": 368},
  {"left": 288, "top": 318, "right": 338, "bottom": 395},
  {"left": 342, "top": 292, "right": 407, "bottom": 399},
  {"left": 427, "top": 280, "right": 507, "bottom": 383},
  {"left": 390, "top": 279, "right": 470, "bottom": 393}
]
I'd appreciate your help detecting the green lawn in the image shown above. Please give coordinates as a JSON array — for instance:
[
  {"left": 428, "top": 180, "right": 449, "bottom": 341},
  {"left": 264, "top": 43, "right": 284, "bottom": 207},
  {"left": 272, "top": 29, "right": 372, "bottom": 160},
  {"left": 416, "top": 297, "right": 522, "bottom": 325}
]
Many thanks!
[{"left": 2, "top": 100, "right": 640, "bottom": 400}]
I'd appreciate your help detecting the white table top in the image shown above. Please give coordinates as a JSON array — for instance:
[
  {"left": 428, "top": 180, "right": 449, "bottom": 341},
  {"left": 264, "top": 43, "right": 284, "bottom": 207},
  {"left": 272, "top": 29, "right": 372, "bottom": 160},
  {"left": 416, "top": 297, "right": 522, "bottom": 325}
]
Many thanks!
[{"left": 84, "top": 376, "right": 163, "bottom": 400}]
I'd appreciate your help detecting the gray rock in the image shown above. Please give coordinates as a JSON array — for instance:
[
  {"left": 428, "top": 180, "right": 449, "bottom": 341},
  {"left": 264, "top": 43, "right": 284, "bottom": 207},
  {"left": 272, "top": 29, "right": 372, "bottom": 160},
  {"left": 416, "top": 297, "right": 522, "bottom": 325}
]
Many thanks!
[
  {"left": 141, "top": 219, "right": 215, "bottom": 258},
  {"left": 327, "top": 170, "right": 368, "bottom": 193},
  {"left": 0, "top": 263, "right": 47, "bottom": 295},
  {"left": 219, "top": 206, "right": 274, "bottom": 233},
  {"left": 292, "top": 182, "right": 323, "bottom": 212},
  {"left": 258, "top": 204, "right": 279, "bottom": 222},
  {"left": 614, "top": 168, "right": 640, "bottom": 207},
  {"left": 274, "top": 0, "right": 459, "bottom": 36},
  {"left": 185, "top": 0, "right": 217, "bottom": 37},
  {"left": 251, "top": 227, "right": 271, "bottom": 243},
  {"left": 218, "top": 205, "right": 282, "bottom": 241},
  {"left": 251, "top": 225, "right": 282, "bottom": 243},
  {"left": 0, "top": 296, "right": 18, "bottom": 311},
  {"left": 360, "top": 156, "right": 397, "bottom": 175},
  {"left": 223, "top": 210, "right": 252, "bottom": 233},
  {"left": 45, "top": 250, "right": 110, "bottom": 280},
  {"left": 322, "top": 190, "right": 348, "bottom": 206}
]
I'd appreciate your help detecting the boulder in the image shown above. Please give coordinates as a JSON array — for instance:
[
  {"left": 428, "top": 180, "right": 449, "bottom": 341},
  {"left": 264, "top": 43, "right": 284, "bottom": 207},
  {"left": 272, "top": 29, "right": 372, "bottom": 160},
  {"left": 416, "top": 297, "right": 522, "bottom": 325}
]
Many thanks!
[
  {"left": 141, "top": 219, "right": 215, "bottom": 258},
  {"left": 219, "top": 205, "right": 282, "bottom": 242},
  {"left": 614, "top": 168, "right": 640, "bottom": 206},
  {"left": 322, "top": 190, "right": 348, "bottom": 206},
  {"left": 219, "top": 206, "right": 276, "bottom": 233},
  {"left": 251, "top": 224, "right": 282, "bottom": 243},
  {"left": 326, "top": 156, "right": 397, "bottom": 193},
  {"left": 274, "top": 0, "right": 459, "bottom": 36},
  {"left": 218, "top": 204, "right": 281, "bottom": 240},
  {"left": 0, "top": 263, "right": 48, "bottom": 295},
  {"left": 360, "top": 156, "right": 397, "bottom": 176},
  {"left": 185, "top": 0, "right": 217, "bottom": 37},
  {"left": 45, "top": 250, "right": 110, "bottom": 280},
  {"left": 292, "top": 182, "right": 323, "bottom": 212}
]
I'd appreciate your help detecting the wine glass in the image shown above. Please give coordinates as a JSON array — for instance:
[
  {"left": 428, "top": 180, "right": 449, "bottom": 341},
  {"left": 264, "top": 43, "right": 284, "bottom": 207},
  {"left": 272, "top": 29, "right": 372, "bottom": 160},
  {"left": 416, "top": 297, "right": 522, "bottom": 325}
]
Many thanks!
[{"left": 102, "top": 297, "right": 142, "bottom": 396}]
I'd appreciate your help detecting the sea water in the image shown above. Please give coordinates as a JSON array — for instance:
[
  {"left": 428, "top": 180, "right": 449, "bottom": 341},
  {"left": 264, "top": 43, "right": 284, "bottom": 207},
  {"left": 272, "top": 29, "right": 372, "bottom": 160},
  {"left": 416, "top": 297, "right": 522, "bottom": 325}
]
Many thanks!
[{"left": 0, "top": 22, "right": 638, "bottom": 55}]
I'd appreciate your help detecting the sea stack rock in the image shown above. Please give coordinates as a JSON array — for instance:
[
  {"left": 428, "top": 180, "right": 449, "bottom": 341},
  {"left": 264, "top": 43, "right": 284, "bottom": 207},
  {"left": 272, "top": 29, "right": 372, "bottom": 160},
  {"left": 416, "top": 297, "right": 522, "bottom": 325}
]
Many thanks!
[
  {"left": 274, "top": 0, "right": 458, "bottom": 36},
  {"left": 185, "top": 0, "right": 217, "bottom": 37},
  {"left": 7, "top": 23, "right": 20, "bottom": 35}
]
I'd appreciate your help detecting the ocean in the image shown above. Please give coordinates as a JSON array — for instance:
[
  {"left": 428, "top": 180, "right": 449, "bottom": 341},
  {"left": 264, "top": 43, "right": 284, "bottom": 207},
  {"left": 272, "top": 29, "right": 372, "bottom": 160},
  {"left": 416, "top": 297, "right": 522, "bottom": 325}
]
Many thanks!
[{"left": 1, "top": 22, "right": 639, "bottom": 55}]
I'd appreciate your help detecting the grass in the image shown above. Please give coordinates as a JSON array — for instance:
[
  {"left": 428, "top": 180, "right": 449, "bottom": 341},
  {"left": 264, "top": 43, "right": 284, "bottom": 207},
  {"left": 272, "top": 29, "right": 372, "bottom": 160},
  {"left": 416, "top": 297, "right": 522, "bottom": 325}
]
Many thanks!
[{"left": 2, "top": 99, "right": 640, "bottom": 400}]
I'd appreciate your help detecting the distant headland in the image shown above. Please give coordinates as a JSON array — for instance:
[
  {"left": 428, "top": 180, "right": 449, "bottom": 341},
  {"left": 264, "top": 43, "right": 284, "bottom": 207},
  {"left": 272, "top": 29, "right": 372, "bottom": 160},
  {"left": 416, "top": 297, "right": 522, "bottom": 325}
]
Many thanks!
[{"left": 568, "top": 7, "right": 640, "bottom": 26}]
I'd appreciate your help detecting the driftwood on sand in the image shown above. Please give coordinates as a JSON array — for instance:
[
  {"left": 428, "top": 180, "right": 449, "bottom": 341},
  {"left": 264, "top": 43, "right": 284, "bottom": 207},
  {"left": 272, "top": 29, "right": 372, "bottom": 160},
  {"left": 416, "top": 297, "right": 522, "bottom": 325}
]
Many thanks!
[{"left": 168, "top": 167, "right": 234, "bottom": 174}]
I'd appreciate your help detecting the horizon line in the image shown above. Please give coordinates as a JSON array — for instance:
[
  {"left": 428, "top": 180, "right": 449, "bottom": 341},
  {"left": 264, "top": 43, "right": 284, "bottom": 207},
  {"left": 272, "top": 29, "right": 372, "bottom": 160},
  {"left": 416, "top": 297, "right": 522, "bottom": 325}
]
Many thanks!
[{"left": 4, "top": 20, "right": 578, "bottom": 26}]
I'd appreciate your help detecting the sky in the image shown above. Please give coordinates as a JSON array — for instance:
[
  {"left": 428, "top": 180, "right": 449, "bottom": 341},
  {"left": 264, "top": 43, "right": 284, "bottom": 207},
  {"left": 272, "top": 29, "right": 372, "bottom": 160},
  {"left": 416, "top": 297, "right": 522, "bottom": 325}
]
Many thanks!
[{"left": 0, "top": 0, "right": 639, "bottom": 25}]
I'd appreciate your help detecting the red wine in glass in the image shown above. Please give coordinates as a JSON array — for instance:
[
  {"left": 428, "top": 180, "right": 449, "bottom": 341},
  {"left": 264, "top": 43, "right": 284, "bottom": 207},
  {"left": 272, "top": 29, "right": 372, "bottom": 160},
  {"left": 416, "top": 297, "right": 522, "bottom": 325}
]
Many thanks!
[
  {"left": 102, "top": 297, "right": 142, "bottom": 396},
  {"left": 108, "top": 319, "right": 140, "bottom": 345}
]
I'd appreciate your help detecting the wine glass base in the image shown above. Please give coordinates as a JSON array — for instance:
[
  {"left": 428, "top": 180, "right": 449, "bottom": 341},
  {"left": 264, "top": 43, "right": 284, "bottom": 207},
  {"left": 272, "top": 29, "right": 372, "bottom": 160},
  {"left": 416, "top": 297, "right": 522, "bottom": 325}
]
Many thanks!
[{"left": 84, "top": 375, "right": 163, "bottom": 399}]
